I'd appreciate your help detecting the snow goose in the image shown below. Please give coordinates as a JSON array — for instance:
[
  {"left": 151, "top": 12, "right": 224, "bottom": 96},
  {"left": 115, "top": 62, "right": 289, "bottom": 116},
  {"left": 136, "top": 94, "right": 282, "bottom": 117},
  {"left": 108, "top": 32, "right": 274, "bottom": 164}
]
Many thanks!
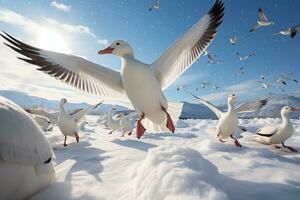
[
  {"left": 32, "top": 115, "right": 52, "bottom": 132},
  {"left": 236, "top": 52, "right": 255, "bottom": 61},
  {"left": 107, "top": 107, "right": 120, "bottom": 134},
  {"left": 1, "top": 0, "right": 224, "bottom": 139},
  {"left": 149, "top": 0, "right": 160, "bottom": 12},
  {"left": 254, "top": 106, "right": 300, "bottom": 152},
  {"left": 116, "top": 112, "right": 134, "bottom": 136},
  {"left": 190, "top": 92, "right": 267, "bottom": 147},
  {"left": 271, "top": 24, "right": 300, "bottom": 38},
  {"left": 0, "top": 96, "right": 55, "bottom": 200},
  {"left": 58, "top": 98, "right": 103, "bottom": 146},
  {"left": 249, "top": 8, "right": 274, "bottom": 32},
  {"left": 224, "top": 36, "right": 238, "bottom": 45}
]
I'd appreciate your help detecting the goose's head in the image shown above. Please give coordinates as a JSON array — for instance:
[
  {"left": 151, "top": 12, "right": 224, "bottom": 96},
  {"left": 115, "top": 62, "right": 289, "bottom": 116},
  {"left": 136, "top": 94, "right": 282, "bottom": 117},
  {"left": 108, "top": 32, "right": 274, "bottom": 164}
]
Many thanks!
[
  {"left": 98, "top": 40, "right": 134, "bottom": 58},
  {"left": 281, "top": 106, "right": 300, "bottom": 116},
  {"left": 60, "top": 98, "right": 67, "bottom": 105},
  {"left": 227, "top": 94, "right": 236, "bottom": 105}
]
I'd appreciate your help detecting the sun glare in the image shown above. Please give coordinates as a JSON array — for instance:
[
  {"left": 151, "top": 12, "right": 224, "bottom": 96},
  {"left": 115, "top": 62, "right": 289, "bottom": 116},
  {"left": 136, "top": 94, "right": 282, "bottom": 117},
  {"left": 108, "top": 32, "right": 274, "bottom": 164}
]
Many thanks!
[{"left": 37, "top": 28, "right": 70, "bottom": 53}]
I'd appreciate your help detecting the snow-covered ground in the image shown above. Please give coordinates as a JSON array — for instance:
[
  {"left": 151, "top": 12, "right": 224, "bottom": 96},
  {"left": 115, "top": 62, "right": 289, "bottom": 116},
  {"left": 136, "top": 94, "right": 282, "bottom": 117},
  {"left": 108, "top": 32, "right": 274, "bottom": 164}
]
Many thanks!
[{"left": 32, "top": 117, "right": 300, "bottom": 200}]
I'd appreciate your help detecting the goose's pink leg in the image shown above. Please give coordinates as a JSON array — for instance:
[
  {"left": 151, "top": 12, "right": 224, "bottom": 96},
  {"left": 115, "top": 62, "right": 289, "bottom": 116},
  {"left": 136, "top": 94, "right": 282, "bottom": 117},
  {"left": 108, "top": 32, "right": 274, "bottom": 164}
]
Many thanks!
[
  {"left": 63, "top": 135, "right": 67, "bottom": 146},
  {"left": 136, "top": 113, "right": 146, "bottom": 139},
  {"left": 282, "top": 143, "right": 297, "bottom": 152},
  {"left": 74, "top": 132, "right": 79, "bottom": 143},
  {"left": 161, "top": 106, "right": 175, "bottom": 133},
  {"left": 230, "top": 135, "right": 242, "bottom": 148}
]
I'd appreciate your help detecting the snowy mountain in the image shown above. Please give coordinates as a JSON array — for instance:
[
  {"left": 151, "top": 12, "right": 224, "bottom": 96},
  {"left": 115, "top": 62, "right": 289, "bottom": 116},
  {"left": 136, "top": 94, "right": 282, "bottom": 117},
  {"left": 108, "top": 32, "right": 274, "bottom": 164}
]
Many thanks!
[
  {"left": 180, "top": 93, "right": 300, "bottom": 119},
  {"left": 1, "top": 90, "right": 300, "bottom": 119},
  {"left": 0, "top": 90, "right": 129, "bottom": 114}
]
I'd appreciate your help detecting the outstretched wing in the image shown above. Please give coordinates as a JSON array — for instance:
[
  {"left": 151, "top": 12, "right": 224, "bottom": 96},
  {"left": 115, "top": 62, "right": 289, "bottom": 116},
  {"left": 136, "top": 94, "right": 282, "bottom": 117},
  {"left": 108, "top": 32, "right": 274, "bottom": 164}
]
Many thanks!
[
  {"left": 236, "top": 99, "right": 267, "bottom": 113},
  {"left": 71, "top": 101, "right": 103, "bottom": 123},
  {"left": 1, "top": 32, "right": 126, "bottom": 100},
  {"left": 25, "top": 108, "right": 58, "bottom": 123},
  {"left": 150, "top": 0, "right": 224, "bottom": 90},
  {"left": 258, "top": 8, "right": 269, "bottom": 22},
  {"left": 189, "top": 91, "right": 222, "bottom": 119}
]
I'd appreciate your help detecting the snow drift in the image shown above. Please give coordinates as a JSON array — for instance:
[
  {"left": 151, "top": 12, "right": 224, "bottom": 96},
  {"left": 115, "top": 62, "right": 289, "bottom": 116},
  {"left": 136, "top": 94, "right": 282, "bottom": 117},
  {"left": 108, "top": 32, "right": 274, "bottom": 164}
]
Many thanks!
[{"left": 131, "top": 145, "right": 227, "bottom": 200}]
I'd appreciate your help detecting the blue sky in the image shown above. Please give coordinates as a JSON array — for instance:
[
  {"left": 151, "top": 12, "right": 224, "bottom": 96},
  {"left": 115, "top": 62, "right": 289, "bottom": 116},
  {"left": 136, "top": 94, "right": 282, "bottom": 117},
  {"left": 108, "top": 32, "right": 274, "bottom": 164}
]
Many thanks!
[{"left": 0, "top": 0, "right": 299, "bottom": 105}]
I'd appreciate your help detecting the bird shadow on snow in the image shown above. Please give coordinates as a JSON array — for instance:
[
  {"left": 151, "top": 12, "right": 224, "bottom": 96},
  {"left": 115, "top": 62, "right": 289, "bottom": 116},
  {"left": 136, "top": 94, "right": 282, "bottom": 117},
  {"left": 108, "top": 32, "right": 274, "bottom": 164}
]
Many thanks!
[
  {"left": 219, "top": 174, "right": 300, "bottom": 200},
  {"left": 53, "top": 141, "right": 108, "bottom": 182},
  {"left": 142, "top": 132, "right": 197, "bottom": 140},
  {"left": 32, "top": 182, "right": 106, "bottom": 200},
  {"left": 111, "top": 139, "right": 157, "bottom": 152}
]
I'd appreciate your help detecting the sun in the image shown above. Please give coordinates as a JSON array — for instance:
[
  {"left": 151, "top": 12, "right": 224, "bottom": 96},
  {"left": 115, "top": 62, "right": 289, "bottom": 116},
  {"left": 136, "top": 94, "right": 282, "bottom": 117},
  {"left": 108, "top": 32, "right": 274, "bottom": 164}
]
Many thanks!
[{"left": 37, "top": 28, "right": 70, "bottom": 53}]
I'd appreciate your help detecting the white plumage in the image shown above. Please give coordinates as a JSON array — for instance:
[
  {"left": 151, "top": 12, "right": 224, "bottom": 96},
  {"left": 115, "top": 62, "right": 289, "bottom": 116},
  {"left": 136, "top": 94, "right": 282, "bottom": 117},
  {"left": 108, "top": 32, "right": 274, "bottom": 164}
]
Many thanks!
[
  {"left": 1, "top": 0, "right": 224, "bottom": 139},
  {"left": 58, "top": 98, "right": 103, "bottom": 146},
  {"left": 0, "top": 96, "right": 55, "bottom": 200},
  {"left": 253, "top": 106, "right": 300, "bottom": 152},
  {"left": 106, "top": 107, "right": 121, "bottom": 134},
  {"left": 118, "top": 113, "right": 134, "bottom": 136},
  {"left": 190, "top": 93, "right": 267, "bottom": 147}
]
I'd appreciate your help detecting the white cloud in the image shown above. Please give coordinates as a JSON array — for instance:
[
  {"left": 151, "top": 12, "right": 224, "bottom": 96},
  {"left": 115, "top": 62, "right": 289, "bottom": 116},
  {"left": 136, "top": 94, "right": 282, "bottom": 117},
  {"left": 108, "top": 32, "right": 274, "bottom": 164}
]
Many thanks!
[
  {"left": 50, "top": 1, "right": 71, "bottom": 13},
  {"left": 200, "top": 80, "right": 262, "bottom": 102},
  {"left": 0, "top": 9, "right": 106, "bottom": 42},
  {"left": 45, "top": 18, "right": 97, "bottom": 38},
  {"left": 174, "top": 73, "right": 206, "bottom": 86},
  {"left": 97, "top": 39, "right": 109, "bottom": 46},
  {"left": 0, "top": 9, "right": 111, "bottom": 104}
]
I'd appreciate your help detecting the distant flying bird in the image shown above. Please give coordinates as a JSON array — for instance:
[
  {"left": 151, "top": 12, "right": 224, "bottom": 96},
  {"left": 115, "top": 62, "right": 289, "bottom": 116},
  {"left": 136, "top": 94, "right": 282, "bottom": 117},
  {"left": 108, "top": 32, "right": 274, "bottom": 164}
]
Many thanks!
[
  {"left": 250, "top": 8, "right": 274, "bottom": 32},
  {"left": 176, "top": 84, "right": 189, "bottom": 91},
  {"left": 271, "top": 24, "right": 300, "bottom": 38},
  {"left": 276, "top": 78, "right": 287, "bottom": 86},
  {"left": 224, "top": 36, "right": 238, "bottom": 45},
  {"left": 258, "top": 81, "right": 272, "bottom": 89},
  {"left": 149, "top": 0, "right": 160, "bottom": 12},
  {"left": 237, "top": 66, "right": 245, "bottom": 76},
  {"left": 200, "top": 81, "right": 211, "bottom": 88},
  {"left": 281, "top": 73, "right": 298, "bottom": 83},
  {"left": 189, "top": 93, "right": 267, "bottom": 147},
  {"left": 236, "top": 52, "right": 255, "bottom": 61},
  {"left": 207, "top": 52, "right": 222, "bottom": 65},
  {"left": 1, "top": 0, "right": 224, "bottom": 139},
  {"left": 212, "top": 84, "right": 220, "bottom": 90},
  {"left": 253, "top": 106, "right": 300, "bottom": 152}
]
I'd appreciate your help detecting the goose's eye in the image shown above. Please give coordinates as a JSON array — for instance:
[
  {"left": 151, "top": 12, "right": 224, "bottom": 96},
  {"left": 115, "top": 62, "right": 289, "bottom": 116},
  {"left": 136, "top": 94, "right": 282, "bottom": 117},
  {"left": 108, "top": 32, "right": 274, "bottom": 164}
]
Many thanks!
[{"left": 116, "top": 42, "right": 120, "bottom": 46}]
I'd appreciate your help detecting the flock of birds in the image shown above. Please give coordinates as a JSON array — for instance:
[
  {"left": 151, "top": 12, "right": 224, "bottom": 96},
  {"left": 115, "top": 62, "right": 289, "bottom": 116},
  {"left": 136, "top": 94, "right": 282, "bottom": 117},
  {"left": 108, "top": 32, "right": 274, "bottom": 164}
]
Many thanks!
[
  {"left": 0, "top": 1, "right": 299, "bottom": 199},
  {"left": 178, "top": 6, "right": 299, "bottom": 93}
]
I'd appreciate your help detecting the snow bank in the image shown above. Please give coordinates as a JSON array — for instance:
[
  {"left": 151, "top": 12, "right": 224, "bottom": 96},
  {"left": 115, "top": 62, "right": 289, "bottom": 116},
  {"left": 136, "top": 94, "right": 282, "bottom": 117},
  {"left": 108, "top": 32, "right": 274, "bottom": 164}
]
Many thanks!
[{"left": 132, "top": 145, "right": 228, "bottom": 200}]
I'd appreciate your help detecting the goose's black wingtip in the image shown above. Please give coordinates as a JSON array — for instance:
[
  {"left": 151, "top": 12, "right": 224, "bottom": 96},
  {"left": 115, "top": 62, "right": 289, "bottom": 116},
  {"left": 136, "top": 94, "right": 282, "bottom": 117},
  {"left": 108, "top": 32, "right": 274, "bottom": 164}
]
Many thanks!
[{"left": 208, "top": 0, "right": 225, "bottom": 29}]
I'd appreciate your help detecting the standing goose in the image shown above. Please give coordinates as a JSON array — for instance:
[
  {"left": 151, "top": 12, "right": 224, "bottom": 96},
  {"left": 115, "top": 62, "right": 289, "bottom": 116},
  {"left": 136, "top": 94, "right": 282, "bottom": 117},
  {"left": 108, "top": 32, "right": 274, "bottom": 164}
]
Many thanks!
[
  {"left": 1, "top": 0, "right": 224, "bottom": 139},
  {"left": 0, "top": 96, "right": 55, "bottom": 200},
  {"left": 58, "top": 98, "right": 103, "bottom": 146},
  {"left": 254, "top": 106, "right": 300, "bottom": 152},
  {"left": 107, "top": 107, "right": 120, "bottom": 134},
  {"left": 190, "top": 92, "right": 267, "bottom": 147},
  {"left": 117, "top": 113, "right": 134, "bottom": 136}
]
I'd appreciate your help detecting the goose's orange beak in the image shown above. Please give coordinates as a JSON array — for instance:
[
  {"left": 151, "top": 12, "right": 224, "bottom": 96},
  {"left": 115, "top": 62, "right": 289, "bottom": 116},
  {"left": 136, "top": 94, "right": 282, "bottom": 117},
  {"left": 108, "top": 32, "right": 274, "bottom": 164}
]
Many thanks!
[
  {"left": 98, "top": 47, "right": 114, "bottom": 55},
  {"left": 291, "top": 107, "right": 300, "bottom": 111}
]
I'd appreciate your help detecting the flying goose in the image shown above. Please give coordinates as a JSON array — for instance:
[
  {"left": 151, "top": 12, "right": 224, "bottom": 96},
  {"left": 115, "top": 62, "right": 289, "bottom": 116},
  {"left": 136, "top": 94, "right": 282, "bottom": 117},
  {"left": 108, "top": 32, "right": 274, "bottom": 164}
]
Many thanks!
[{"left": 1, "top": 0, "right": 224, "bottom": 139}]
